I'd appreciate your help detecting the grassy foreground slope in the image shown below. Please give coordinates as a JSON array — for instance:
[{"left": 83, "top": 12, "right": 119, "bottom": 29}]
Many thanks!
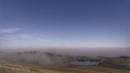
[{"left": 0, "top": 63, "right": 129, "bottom": 73}]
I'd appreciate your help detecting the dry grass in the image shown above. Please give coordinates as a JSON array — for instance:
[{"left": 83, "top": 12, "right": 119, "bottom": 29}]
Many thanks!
[{"left": 0, "top": 63, "right": 129, "bottom": 73}]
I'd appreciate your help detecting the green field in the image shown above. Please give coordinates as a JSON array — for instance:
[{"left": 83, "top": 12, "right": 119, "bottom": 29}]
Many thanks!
[{"left": 0, "top": 62, "right": 129, "bottom": 73}]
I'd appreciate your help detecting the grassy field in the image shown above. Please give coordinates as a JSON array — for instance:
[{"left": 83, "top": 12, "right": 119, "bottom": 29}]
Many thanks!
[
  {"left": 0, "top": 62, "right": 129, "bottom": 73},
  {"left": 0, "top": 52, "right": 129, "bottom": 73}
]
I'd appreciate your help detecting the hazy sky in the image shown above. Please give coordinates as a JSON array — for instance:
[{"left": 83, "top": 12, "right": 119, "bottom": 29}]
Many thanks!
[{"left": 0, "top": 0, "right": 130, "bottom": 49}]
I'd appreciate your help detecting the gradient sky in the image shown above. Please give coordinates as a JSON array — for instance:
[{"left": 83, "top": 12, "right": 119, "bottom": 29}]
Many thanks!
[{"left": 0, "top": 0, "right": 130, "bottom": 49}]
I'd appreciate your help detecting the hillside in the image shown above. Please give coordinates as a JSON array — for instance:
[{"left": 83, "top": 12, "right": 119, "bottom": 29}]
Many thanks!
[{"left": 0, "top": 62, "right": 129, "bottom": 73}]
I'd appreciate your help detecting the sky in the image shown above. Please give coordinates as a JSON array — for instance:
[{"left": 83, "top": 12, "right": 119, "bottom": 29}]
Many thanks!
[{"left": 0, "top": 0, "right": 130, "bottom": 50}]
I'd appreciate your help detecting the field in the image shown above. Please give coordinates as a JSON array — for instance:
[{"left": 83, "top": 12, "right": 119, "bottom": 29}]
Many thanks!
[
  {"left": 0, "top": 62, "right": 129, "bottom": 73},
  {"left": 0, "top": 51, "right": 130, "bottom": 73}
]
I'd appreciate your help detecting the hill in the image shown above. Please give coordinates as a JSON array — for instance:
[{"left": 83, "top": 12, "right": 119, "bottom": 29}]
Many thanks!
[{"left": 0, "top": 62, "right": 129, "bottom": 73}]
